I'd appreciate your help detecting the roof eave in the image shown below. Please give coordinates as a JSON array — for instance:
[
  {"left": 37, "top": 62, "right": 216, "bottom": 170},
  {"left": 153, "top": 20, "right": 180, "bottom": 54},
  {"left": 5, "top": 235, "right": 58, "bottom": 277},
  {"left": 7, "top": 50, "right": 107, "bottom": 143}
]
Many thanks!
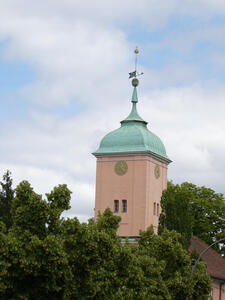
[
  {"left": 211, "top": 276, "right": 225, "bottom": 282},
  {"left": 92, "top": 150, "right": 172, "bottom": 164}
]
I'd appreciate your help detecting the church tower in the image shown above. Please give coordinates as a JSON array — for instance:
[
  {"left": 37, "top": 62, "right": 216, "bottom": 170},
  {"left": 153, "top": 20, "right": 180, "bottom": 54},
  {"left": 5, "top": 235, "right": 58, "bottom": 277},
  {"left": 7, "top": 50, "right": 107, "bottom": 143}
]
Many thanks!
[{"left": 93, "top": 49, "right": 171, "bottom": 237}]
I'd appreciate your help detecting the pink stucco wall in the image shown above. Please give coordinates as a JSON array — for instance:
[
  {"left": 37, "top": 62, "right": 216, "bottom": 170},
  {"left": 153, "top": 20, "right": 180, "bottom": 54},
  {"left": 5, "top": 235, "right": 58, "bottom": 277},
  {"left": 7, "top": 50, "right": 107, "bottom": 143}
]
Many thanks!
[
  {"left": 212, "top": 281, "right": 225, "bottom": 300},
  {"left": 94, "top": 154, "right": 168, "bottom": 236}
]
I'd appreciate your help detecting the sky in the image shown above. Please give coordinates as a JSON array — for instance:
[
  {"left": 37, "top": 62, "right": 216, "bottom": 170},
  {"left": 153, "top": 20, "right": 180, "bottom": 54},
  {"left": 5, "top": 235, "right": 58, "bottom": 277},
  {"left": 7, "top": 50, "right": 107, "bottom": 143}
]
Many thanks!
[{"left": 1, "top": 0, "right": 225, "bottom": 221}]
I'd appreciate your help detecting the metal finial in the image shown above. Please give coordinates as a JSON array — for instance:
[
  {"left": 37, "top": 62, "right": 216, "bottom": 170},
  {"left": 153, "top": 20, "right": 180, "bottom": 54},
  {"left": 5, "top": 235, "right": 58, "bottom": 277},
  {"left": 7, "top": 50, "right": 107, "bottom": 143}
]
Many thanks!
[
  {"left": 134, "top": 46, "right": 139, "bottom": 55},
  {"left": 129, "top": 46, "right": 144, "bottom": 79},
  {"left": 132, "top": 78, "right": 139, "bottom": 87}
]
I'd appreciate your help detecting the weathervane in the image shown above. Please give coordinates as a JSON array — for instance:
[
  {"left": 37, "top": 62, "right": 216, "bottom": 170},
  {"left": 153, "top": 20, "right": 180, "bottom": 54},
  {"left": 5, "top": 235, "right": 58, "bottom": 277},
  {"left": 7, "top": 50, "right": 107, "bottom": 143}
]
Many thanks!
[{"left": 129, "top": 46, "right": 144, "bottom": 79}]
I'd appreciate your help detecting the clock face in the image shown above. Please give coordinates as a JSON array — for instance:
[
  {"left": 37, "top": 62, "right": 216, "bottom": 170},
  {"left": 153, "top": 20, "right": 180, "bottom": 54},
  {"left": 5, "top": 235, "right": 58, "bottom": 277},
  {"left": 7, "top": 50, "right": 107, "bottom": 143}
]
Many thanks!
[
  {"left": 154, "top": 165, "right": 160, "bottom": 179},
  {"left": 114, "top": 161, "right": 128, "bottom": 176}
]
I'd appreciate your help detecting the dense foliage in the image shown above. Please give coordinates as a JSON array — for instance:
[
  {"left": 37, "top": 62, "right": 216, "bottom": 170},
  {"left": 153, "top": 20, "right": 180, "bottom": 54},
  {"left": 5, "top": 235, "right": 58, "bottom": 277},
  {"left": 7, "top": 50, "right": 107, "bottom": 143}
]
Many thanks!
[
  {"left": 0, "top": 170, "right": 14, "bottom": 231},
  {"left": 159, "top": 181, "right": 225, "bottom": 254},
  {"left": 0, "top": 173, "right": 211, "bottom": 299}
]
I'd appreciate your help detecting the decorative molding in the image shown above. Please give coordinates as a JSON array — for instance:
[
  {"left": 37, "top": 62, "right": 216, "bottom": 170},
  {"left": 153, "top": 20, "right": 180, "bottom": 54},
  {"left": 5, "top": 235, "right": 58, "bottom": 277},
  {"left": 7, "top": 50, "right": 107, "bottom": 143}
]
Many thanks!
[
  {"left": 96, "top": 157, "right": 168, "bottom": 169},
  {"left": 93, "top": 150, "right": 172, "bottom": 164}
]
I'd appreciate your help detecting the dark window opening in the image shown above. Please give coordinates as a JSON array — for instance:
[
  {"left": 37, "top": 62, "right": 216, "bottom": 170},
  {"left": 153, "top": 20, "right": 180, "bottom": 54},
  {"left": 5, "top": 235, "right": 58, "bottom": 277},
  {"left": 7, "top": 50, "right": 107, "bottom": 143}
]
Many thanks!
[
  {"left": 114, "top": 200, "right": 119, "bottom": 213},
  {"left": 157, "top": 203, "right": 159, "bottom": 216},
  {"left": 154, "top": 202, "right": 156, "bottom": 215},
  {"left": 122, "top": 200, "right": 127, "bottom": 213}
]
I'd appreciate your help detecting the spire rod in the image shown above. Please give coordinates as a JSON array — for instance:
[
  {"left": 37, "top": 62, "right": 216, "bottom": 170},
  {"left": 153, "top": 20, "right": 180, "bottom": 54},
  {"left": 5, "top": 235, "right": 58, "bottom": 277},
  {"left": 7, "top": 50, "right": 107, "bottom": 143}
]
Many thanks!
[
  {"left": 129, "top": 46, "right": 144, "bottom": 80},
  {"left": 121, "top": 47, "right": 147, "bottom": 125},
  {"left": 134, "top": 46, "right": 138, "bottom": 73}
]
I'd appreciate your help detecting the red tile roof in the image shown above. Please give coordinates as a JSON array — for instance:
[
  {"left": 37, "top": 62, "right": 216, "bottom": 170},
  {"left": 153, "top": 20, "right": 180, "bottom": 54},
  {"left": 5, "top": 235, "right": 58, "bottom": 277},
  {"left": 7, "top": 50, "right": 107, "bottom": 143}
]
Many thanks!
[{"left": 189, "top": 236, "right": 225, "bottom": 281}]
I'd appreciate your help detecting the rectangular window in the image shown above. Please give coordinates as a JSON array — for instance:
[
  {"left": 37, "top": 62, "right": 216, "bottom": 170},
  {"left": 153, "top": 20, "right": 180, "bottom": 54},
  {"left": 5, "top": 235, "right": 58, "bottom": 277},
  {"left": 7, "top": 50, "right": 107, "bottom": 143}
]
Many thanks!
[
  {"left": 154, "top": 202, "right": 156, "bottom": 215},
  {"left": 114, "top": 200, "right": 119, "bottom": 213},
  {"left": 157, "top": 203, "right": 160, "bottom": 216},
  {"left": 122, "top": 200, "right": 127, "bottom": 213}
]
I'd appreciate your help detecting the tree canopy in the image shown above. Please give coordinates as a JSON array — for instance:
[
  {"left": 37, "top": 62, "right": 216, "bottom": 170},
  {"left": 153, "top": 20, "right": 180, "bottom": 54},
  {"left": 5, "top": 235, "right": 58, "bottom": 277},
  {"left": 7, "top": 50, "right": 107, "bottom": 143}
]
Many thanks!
[
  {"left": 0, "top": 175, "right": 211, "bottom": 299},
  {"left": 0, "top": 170, "right": 14, "bottom": 231},
  {"left": 159, "top": 181, "right": 225, "bottom": 254}
]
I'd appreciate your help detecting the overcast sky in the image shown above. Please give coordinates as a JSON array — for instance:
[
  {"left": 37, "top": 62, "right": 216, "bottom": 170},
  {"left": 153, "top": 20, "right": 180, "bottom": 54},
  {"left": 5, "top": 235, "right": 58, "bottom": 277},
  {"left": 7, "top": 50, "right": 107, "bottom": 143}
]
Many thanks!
[{"left": 1, "top": 0, "right": 225, "bottom": 221}]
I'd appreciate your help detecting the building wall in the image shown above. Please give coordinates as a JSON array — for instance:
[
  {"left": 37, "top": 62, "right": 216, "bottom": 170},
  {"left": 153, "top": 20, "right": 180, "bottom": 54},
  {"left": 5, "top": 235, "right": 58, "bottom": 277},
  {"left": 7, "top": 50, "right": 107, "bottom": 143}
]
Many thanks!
[
  {"left": 212, "top": 280, "right": 225, "bottom": 300},
  {"left": 94, "top": 154, "right": 168, "bottom": 236},
  {"left": 222, "top": 283, "right": 225, "bottom": 300}
]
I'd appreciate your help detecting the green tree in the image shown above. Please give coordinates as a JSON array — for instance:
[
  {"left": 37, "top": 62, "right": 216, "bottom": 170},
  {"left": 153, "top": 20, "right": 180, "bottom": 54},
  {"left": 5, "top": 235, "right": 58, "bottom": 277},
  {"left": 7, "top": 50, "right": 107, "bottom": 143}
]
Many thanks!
[
  {"left": 61, "top": 210, "right": 210, "bottom": 300},
  {"left": 0, "top": 180, "right": 73, "bottom": 300},
  {"left": 0, "top": 179, "right": 211, "bottom": 299},
  {"left": 159, "top": 181, "right": 225, "bottom": 254},
  {"left": 0, "top": 170, "right": 14, "bottom": 231},
  {"left": 138, "top": 227, "right": 211, "bottom": 300},
  {"left": 158, "top": 181, "right": 193, "bottom": 248},
  {"left": 60, "top": 209, "right": 163, "bottom": 300}
]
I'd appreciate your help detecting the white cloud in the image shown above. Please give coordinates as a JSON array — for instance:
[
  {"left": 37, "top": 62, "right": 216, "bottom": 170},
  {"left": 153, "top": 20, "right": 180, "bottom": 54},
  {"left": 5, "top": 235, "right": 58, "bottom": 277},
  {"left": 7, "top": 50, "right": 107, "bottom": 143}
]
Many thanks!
[
  {"left": 0, "top": 162, "right": 95, "bottom": 223},
  {"left": 2, "top": 18, "right": 130, "bottom": 106},
  {"left": 1, "top": 82, "right": 225, "bottom": 223},
  {"left": 0, "top": 0, "right": 225, "bottom": 222},
  {"left": 140, "top": 83, "right": 225, "bottom": 193}
]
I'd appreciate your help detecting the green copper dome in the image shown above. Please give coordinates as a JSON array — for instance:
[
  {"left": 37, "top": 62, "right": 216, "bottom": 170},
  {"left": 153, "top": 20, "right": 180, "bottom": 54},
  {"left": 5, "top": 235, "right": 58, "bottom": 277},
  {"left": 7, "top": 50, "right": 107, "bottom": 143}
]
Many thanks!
[{"left": 93, "top": 81, "right": 171, "bottom": 163}]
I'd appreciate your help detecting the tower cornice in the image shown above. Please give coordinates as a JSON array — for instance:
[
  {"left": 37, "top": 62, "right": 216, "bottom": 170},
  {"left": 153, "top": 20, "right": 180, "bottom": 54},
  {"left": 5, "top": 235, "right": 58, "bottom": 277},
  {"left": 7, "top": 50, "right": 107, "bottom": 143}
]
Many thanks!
[{"left": 92, "top": 150, "right": 172, "bottom": 165}]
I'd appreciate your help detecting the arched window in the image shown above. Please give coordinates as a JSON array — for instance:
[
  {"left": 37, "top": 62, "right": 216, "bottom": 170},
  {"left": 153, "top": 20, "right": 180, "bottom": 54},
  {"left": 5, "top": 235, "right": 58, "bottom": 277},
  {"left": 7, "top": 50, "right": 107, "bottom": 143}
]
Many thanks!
[
  {"left": 114, "top": 200, "right": 119, "bottom": 213},
  {"left": 153, "top": 202, "right": 156, "bottom": 215},
  {"left": 122, "top": 200, "right": 127, "bottom": 213}
]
